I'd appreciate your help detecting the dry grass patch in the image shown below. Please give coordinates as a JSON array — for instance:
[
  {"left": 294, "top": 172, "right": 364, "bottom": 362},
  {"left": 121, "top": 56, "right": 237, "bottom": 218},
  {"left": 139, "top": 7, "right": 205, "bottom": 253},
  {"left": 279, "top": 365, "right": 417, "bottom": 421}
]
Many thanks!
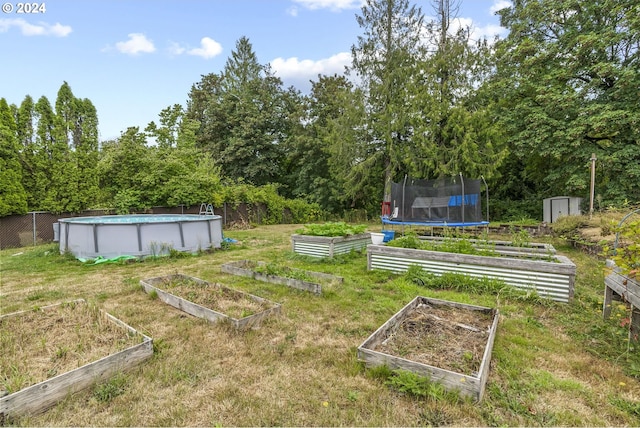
[
  {"left": 147, "top": 274, "right": 274, "bottom": 319},
  {"left": 377, "top": 303, "right": 494, "bottom": 376},
  {"left": 0, "top": 300, "right": 143, "bottom": 394}
]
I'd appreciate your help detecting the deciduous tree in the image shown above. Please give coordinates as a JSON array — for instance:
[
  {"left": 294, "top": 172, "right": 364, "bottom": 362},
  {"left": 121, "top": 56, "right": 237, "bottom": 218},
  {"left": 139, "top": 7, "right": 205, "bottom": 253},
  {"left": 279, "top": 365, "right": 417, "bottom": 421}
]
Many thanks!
[{"left": 495, "top": 0, "right": 640, "bottom": 204}]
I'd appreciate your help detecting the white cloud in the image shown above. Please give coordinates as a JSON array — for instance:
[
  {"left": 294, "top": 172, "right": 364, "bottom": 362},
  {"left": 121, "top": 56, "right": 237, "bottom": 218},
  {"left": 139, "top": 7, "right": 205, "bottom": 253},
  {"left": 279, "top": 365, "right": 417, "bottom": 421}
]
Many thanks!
[
  {"left": 286, "top": 5, "right": 299, "bottom": 16},
  {"left": 490, "top": 0, "right": 512, "bottom": 15},
  {"left": 270, "top": 52, "right": 352, "bottom": 91},
  {"left": 0, "top": 18, "right": 71, "bottom": 36},
  {"left": 168, "top": 41, "right": 186, "bottom": 56},
  {"left": 187, "top": 37, "right": 223, "bottom": 59},
  {"left": 115, "top": 33, "right": 156, "bottom": 55},
  {"left": 292, "top": 0, "right": 363, "bottom": 12},
  {"left": 472, "top": 23, "right": 507, "bottom": 41}
]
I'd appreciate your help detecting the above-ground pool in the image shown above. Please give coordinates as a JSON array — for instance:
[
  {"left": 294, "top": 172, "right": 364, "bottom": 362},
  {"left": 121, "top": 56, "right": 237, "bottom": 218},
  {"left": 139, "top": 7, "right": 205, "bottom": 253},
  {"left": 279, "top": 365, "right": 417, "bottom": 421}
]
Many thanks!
[{"left": 57, "top": 214, "right": 223, "bottom": 259}]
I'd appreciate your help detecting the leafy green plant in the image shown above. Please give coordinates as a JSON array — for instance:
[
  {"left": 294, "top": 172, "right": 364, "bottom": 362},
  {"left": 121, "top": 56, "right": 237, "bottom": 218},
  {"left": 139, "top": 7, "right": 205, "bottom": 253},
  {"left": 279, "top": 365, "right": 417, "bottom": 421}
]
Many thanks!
[
  {"left": 385, "top": 369, "right": 461, "bottom": 403},
  {"left": 387, "top": 232, "right": 497, "bottom": 257},
  {"left": 254, "top": 263, "right": 315, "bottom": 282},
  {"left": 403, "top": 268, "right": 544, "bottom": 303},
  {"left": 607, "top": 218, "right": 640, "bottom": 278},
  {"left": 93, "top": 372, "right": 128, "bottom": 403},
  {"left": 296, "top": 222, "right": 367, "bottom": 237},
  {"left": 510, "top": 226, "right": 531, "bottom": 247}
]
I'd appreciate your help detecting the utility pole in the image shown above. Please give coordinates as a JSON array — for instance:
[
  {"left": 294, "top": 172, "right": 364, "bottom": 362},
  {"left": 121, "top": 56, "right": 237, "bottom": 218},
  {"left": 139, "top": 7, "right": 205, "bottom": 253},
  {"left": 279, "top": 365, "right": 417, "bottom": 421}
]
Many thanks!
[{"left": 589, "top": 153, "right": 596, "bottom": 219}]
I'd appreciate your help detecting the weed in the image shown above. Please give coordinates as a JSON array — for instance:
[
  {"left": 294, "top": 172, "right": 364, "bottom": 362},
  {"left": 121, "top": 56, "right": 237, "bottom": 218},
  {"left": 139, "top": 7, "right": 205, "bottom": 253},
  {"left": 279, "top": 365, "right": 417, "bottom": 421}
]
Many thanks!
[
  {"left": 93, "top": 372, "right": 128, "bottom": 403},
  {"left": 385, "top": 369, "right": 462, "bottom": 403},
  {"left": 296, "top": 222, "right": 367, "bottom": 237}
]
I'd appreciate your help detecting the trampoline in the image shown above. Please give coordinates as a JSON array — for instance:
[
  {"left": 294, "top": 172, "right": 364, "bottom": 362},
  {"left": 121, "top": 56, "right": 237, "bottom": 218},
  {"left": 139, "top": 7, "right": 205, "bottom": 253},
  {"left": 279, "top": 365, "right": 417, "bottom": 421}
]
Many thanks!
[{"left": 381, "top": 174, "right": 489, "bottom": 228}]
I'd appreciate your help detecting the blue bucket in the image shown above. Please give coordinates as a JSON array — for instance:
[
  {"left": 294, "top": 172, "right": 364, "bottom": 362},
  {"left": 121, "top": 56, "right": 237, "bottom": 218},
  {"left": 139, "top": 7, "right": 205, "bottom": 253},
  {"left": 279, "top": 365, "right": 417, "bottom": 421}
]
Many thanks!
[{"left": 381, "top": 230, "right": 395, "bottom": 242}]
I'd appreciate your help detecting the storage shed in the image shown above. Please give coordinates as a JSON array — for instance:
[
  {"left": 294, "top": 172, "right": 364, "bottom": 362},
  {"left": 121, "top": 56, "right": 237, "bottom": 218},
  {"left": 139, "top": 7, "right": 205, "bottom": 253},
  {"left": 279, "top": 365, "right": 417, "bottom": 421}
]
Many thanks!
[{"left": 543, "top": 196, "right": 582, "bottom": 223}]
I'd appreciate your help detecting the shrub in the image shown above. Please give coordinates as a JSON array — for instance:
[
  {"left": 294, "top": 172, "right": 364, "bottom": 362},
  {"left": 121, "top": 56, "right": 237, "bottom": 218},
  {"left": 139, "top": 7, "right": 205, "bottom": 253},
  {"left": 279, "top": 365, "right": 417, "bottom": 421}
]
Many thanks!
[{"left": 296, "top": 222, "right": 367, "bottom": 237}]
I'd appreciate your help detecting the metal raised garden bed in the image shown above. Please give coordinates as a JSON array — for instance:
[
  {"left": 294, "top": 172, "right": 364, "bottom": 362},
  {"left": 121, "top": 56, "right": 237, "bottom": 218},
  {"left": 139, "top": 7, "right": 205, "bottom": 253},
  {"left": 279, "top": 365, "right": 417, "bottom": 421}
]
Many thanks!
[
  {"left": 291, "top": 233, "right": 371, "bottom": 258},
  {"left": 358, "top": 296, "right": 499, "bottom": 402},
  {"left": 367, "top": 244, "right": 576, "bottom": 302}
]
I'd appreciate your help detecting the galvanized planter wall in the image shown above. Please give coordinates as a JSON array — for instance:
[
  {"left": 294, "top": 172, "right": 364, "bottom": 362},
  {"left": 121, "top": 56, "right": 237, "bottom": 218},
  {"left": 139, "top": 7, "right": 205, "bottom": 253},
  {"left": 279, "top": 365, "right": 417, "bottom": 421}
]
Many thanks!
[
  {"left": 358, "top": 296, "right": 499, "bottom": 402},
  {"left": 367, "top": 245, "right": 576, "bottom": 303},
  {"left": 140, "top": 274, "right": 281, "bottom": 330},
  {"left": 0, "top": 300, "right": 153, "bottom": 419},
  {"left": 291, "top": 233, "right": 371, "bottom": 258},
  {"left": 221, "top": 260, "right": 343, "bottom": 295}
]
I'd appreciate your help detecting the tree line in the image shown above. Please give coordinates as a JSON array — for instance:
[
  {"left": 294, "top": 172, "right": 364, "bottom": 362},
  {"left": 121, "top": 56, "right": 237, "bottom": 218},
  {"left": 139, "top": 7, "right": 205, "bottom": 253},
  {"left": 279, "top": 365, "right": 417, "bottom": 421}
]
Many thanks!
[{"left": 1, "top": 0, "right": 638, "bottom": 219}]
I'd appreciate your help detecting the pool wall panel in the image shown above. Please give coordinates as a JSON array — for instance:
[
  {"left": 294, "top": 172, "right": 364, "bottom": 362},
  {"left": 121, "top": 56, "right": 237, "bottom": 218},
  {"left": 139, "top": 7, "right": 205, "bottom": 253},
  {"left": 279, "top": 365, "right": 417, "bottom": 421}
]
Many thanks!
[{"left": 58, "top": 215, "right": 223, "bottom": 259}]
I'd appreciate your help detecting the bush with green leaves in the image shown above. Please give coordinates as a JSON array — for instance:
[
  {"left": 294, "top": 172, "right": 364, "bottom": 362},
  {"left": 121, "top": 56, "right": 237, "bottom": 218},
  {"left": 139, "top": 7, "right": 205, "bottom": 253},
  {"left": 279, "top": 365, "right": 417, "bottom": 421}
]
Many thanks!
[
  {"left": 606, "top": 217, "right": 640, "bottom": 278},
  {"left": 295, "top": 222, "right": 367, "bottom": 237}
]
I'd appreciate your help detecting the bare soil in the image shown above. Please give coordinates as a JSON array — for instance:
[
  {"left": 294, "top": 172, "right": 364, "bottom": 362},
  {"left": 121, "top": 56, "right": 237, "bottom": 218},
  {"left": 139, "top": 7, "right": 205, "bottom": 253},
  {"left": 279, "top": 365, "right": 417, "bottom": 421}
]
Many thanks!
[
  {"left": 377, "top": 303, "right": 494, "bottom": 375},
  {"left": 0, "top": 301, "right": 143, "bottom": 395}
]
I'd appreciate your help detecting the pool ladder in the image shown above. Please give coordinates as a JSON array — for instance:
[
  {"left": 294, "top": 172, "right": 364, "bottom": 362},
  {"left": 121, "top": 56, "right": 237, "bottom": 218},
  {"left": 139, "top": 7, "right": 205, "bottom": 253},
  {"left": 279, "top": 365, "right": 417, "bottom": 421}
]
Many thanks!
[{"left": 199, "top": 203, "right": 215, "bottom": 216}]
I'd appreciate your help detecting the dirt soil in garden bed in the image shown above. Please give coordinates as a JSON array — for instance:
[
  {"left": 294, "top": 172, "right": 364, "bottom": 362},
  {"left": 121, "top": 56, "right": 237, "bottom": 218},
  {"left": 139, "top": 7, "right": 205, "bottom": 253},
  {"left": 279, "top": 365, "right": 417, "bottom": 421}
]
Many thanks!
[
  {"left": 376, "top": 303, "right": 494, "bottom": 376},
  {"left": 153, "top": 276, "right": 274, "bottom": 319},
  {"left": 1, "top": 301, "right": 143, "bottom": 395}
]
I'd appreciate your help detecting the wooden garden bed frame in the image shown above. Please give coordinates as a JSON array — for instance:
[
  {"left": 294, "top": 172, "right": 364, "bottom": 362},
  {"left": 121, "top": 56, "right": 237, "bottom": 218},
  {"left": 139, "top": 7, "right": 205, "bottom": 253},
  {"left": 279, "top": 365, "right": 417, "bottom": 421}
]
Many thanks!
[
  {"left": 367, "top": 245, "right": 576, "bottom": 303},
  {"left": 140, "top": 274, "right": 281, "bottom": 330},
  {"left": 357, "top": 296, "right": 499, "bottom": 402},
  {"left": 0, "top": 300, "right": 153, "bottom": 419},
  {"left": 220, "top": 260, "right": 343, "bottom": 295},
  {"left": 291, "top": 233, "right": 371, "bottom": 258},
  {"left": 603, "top": 259, "right": 640, "bottom": 343}
]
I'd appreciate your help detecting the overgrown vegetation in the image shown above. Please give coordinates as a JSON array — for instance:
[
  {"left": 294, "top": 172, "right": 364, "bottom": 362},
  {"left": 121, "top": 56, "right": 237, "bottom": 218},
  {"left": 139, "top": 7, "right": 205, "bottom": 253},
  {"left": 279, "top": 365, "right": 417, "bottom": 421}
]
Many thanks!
[
  {"left": 606, "top": 217, "right": 640, "bottom": 277},
  {"left": 386, "top": 232, "right": 498, "bottom": 257},
  {"left": 295, "top": 222, "right": 368, "bottom": 237},
  {"left": 2, "top": 224, "right": 640, "bottom": 426}
]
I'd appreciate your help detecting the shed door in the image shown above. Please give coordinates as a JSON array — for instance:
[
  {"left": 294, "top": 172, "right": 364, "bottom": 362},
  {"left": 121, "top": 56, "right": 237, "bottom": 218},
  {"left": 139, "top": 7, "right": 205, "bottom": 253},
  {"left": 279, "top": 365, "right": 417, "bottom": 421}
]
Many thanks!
[{"left": 551, "top": 198, "right": 570, "bottom": 222}]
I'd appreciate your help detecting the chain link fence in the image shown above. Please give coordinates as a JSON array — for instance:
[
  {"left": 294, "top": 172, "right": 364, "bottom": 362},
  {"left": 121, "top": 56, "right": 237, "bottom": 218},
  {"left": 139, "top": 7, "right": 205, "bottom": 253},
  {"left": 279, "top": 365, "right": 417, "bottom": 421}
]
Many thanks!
[{"left": 0, "top": 203, "right": 269, "bottom": 250}]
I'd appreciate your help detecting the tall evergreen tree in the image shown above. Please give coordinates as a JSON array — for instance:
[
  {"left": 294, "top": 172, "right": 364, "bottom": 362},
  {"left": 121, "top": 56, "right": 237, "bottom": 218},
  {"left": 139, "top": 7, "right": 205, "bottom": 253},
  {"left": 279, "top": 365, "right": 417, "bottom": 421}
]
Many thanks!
[
  {"left": 407, "top": 0, "right": 506, "bottom": 180},
  {"left": 188, "top": 37, "right": 293, "bottom": 186},
  {"left": 284, "top": 74, "right": 367, "bottom": 213},
  {"left": 0, "top": 98, "right": 28, "bottom": 216},
  {"left": 15, "top": 95, "right": 40, "bottom": 209},
  {"left": 350, "top": 0, "right": 425, "bottom": 198}
]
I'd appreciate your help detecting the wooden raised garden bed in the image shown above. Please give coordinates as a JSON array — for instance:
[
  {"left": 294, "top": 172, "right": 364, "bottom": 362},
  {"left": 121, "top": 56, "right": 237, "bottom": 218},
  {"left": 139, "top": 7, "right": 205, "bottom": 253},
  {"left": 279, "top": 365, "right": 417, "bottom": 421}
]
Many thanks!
[
  {"left": 139, "top": 274, "right": 281, "bottom": 330},
  {"left": 291, "top": 233, "right": 371, "bottom": 258},
  {"left": 358, "top": 296, "right": 499, "bottom": 402},
  {"left": 603, "top": 259, "right": 640, "bottom": 343},
  {"left": 0, "top": 300, "right": 152, "bottom": 419},
  {"left": 220, "top": 260, "right": 343, "bottom": 295},
  {"left": 367, "top": 245, "right": 576, "bottom": 303}
]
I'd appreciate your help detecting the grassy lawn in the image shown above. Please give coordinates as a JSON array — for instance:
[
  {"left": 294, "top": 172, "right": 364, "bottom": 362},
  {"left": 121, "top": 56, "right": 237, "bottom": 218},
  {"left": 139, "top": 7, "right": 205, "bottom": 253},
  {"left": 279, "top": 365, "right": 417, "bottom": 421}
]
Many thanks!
[{"left": 1, "top": 223, "right": 640, "bottom": 426}]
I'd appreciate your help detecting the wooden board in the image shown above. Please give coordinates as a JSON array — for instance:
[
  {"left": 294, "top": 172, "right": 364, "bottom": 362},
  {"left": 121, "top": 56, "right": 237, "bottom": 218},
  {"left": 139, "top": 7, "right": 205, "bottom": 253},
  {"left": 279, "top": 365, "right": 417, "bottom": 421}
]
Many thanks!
[
  {"left": 0, "top": 300, "right": 153, "bottom": 419},
  {"left": 221, "top": 260, "right": 343, "bottom": 295},
  {"left": 140, "top": 274, "right": 281, "bottom": 330},
  {"left": 357, "top": 296, "right": 499, "bottom": 402},
  {"left": 603, "top": 260, "right": 640, "bottom": 343}
]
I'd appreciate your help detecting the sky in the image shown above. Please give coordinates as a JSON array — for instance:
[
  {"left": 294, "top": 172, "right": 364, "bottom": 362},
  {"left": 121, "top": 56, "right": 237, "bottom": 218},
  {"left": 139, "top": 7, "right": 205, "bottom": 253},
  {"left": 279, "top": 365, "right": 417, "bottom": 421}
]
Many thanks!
[{"left": 1, "top": 0, "right": 511, "bottom": 142}]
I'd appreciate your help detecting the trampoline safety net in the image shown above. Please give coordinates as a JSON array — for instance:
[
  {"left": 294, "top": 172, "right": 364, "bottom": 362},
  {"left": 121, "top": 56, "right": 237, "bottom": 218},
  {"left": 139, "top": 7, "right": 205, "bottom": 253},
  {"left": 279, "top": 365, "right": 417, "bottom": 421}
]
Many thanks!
[{"left": 387, "top": 176, "right": 484, "bottom": 223}]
